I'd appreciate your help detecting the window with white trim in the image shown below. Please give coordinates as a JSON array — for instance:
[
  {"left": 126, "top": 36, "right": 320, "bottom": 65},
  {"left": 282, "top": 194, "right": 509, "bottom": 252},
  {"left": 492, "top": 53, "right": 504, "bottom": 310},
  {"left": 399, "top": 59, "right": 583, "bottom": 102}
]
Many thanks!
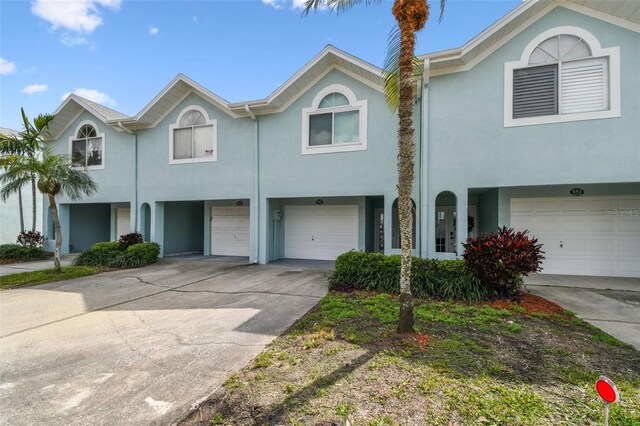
[
  {"left": 504, "top": 27, "right": 620, "bottom": 127},
  {"left": 302, "top": 84, "right": 367, "bottom": 155},
  {"left": 169, "top": 106, "right": 217, "bottom": 164},
  {"left": 71, "top": 123, "right": 104, "bottom": 169}
]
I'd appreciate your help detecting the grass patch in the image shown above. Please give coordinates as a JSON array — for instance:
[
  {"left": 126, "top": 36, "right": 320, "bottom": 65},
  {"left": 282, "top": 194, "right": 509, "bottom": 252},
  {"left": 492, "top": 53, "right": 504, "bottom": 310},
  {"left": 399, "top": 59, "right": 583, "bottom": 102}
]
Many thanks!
[
  {"left": 0, "top": 266, "right": 102, "bottom": 289},
  {"left": 185, "top": 292, "right": 640, "bottom": 426}
]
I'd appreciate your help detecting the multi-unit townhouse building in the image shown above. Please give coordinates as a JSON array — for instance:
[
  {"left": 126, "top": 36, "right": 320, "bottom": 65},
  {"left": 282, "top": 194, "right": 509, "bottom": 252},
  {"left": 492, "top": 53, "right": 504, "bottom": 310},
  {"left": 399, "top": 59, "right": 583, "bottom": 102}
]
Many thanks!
[{"left": 41, "top": 0, "right": 640, "bottom": 277}]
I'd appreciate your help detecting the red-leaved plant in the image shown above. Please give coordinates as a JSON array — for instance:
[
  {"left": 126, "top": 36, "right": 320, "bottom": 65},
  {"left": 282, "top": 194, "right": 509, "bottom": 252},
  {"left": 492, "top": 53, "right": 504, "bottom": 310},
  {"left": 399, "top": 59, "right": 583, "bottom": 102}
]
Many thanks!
[{"left": 463, "top": 226, "right": 544, "bottom": 298}]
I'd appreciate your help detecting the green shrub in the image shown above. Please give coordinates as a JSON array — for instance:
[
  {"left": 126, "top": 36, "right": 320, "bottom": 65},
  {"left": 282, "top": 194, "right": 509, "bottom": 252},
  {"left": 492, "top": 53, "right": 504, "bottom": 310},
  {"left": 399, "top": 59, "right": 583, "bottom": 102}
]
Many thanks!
[
  {"left": 126, "top": 242, "right": 160, "bottom": 264},
  {"left": 91, "top": 241, "right": 121, "bottom": 252},
  {"left": 329, "top": 251, "right": 487, "bottom": 302},
  {"left": 0, "top": 244, "right": 49, "bottom": 261},
  {"left": 74, "top": 241, "right": 160, "bottom": 269}
]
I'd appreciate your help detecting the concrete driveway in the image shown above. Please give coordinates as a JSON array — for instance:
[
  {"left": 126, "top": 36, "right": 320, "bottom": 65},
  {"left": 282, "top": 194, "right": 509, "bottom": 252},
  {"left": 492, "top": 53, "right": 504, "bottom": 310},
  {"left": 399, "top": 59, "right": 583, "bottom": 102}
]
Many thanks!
[
  {"left": 0, "top": 259, "right": 329, "bottom": 425},
  {"left": 525, "top": 274, "right": 640, "bottom": 350}
]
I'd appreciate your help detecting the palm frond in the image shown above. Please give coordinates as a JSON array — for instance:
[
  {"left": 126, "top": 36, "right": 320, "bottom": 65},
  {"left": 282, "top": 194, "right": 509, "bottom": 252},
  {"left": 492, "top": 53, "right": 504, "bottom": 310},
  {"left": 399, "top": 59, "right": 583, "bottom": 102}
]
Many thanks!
[
  {"left": 382, "top": 25, "right": 424, "bottom": 111},
  {"left": 438, "top": 0, "right": 447, "bottom": 23},
  {"left": 0, "top": 172, "right": 31, "bottom": 201},
  {"left": 34, "top": 113, "right": 55, "bottom": 134}
]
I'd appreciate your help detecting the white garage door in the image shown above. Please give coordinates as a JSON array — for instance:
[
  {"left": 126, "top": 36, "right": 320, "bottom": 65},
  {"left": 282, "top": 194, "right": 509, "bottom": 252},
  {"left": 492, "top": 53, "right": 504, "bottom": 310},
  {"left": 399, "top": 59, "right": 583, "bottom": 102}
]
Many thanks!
[
  {"left": 211, "top": 207, "right": 250, "bottom": 256},
  {"left": 284, "top": 205, "right": 358, "bottom": 261},
  {"left": 511, "top": 196, "right": 640, "bottom": 277},
  {"left": 116, "top": 208, "right": 130, "bottom": 239}
]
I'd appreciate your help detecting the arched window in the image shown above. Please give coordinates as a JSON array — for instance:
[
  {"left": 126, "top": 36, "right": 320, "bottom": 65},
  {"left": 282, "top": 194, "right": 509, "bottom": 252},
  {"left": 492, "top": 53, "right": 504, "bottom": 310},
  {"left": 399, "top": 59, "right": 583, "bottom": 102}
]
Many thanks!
[
  {"left": 302, "top": 84, "right": 367, "bottom": 155},
  {"left": 70, "top": 121, "right": 104, "bottom": 168},
  {"left": 391, "top": 198, "right": 416, "bottom": 249},
  {"left": 170, "top": 106, "right": 217, "bottom": 163},
  {"left": 505, "top": 26, "right": 620, "bottom": 126}
]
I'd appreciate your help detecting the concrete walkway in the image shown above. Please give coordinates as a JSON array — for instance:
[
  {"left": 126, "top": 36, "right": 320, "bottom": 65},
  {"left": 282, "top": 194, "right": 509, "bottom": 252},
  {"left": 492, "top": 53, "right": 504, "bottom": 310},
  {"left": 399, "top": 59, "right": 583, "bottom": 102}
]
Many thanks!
[
  {"left": 0, "top": 254, "right": 77, "bottom": 276},
  {"left": 0, "top": 259, "right": 329, "bottom": 425},
  {"left": 525, "top": 274, "right": 640, "bottom": 350}
]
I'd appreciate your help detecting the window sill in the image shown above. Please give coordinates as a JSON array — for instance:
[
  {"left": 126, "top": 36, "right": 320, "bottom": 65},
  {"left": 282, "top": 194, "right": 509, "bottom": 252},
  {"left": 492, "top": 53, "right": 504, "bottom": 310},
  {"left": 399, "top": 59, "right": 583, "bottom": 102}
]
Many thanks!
[
  {"left": 504, "top": 109, "right": 620, "bottom": 128},
  {"left": 301, "top": 142, "right": 366, "bottom": 156},
  {"left": 169, "top": 157, "right": 217, "bottom": 165}
]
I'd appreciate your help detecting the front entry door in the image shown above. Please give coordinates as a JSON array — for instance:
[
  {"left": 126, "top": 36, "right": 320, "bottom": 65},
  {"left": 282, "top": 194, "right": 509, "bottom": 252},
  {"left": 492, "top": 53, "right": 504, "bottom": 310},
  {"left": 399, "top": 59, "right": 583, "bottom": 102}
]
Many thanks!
[{"left": 436, "top": 207, "right": 456, "bottom": 253}]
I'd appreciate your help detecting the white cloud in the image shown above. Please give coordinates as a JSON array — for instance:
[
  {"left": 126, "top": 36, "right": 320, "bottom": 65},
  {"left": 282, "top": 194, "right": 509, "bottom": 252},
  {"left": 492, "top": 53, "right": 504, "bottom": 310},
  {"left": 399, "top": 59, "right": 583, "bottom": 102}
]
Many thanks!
[
  {"left": 262, "top": 0, "right": 283, "bottom": 9},
  {"left": 262, "top": 0, "right": 321, "bottom": 11},
  {"left": 292, "top": 0, "right": 307, "bottom": 9},
  {"left": 62, "top": 88, "right": 117, "bottom": 107},
  {"left": 148, "top": 26, "right": 159, "bottom": 35},
  {"left": 31, "top": 0, "right": 121, "bottom": 34},
  {"left": 61, "top": 33, "right": 90, "bottom": 46},
  {"left": 0, "top": 58, "right": 16, "bottom": 75},
  {"left": 22, "top": 84, "right": 49, "bottom": 94}
]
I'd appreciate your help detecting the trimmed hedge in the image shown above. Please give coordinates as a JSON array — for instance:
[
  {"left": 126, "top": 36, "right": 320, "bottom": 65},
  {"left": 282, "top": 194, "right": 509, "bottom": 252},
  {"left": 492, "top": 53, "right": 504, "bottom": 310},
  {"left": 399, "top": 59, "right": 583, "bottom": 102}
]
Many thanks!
[
  {"left": 74, "top": 242, "right": 160, "bottom": 269},
  {"left": 329, "top": 251, "right": 487, "bottom": 302},
  {"left": 0, "top": 244, "right": 50, "bottom": 261}
]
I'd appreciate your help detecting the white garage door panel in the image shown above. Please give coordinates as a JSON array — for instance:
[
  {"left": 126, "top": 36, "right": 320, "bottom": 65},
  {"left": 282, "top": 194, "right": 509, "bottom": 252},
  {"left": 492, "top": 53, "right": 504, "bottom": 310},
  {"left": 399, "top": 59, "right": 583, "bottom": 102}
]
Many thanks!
[
  {"left": 511, "top": 195, "right": 640, "bottom": 277},
  {"left": 116, "top": 208, "right": 130, "bottom": 238},
  {"left": 211, "top": 207, "right": 250, "bottom": 256},
  {"left": 285, "top": 205, "right": 358, "bottom": 261}
]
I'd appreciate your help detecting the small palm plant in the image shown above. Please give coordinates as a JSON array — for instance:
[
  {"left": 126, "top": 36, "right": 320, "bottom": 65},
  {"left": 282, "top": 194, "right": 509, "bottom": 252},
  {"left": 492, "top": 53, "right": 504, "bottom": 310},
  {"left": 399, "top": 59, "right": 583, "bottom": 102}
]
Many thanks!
[
  {"left": 1, "top": 148, "right": 97, "bottom": 272},
  {"left": 0, "top": 109, "right": 55, "bottom": 232},
  {"left": 38, "top": 151, "right": 98, "bottom": 271}
]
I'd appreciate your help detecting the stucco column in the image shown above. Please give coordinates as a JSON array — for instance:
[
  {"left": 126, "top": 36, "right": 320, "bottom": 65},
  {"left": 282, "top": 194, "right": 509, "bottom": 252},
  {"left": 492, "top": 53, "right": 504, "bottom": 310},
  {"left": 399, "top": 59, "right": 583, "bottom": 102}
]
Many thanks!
[
  {"left": 152, "top": 202, "right": 164, "bottom": 257},
  {"left": 456, "top": 190, "right": 468, "bottom": 256},
  {"left": 58, "top": 204, "right": 71, "bottom": 255},
  {"left": 383, "top": 195, "right": 394, "bottom": 256},
  {"left": 258, "top": 197, "right": 269, "bottom": 264},
  {"left": 426, "top": 194, "right": 437, "bottom": 258},
  {"left": 203, "top": 201, "right": 212, "bottom": 256}
]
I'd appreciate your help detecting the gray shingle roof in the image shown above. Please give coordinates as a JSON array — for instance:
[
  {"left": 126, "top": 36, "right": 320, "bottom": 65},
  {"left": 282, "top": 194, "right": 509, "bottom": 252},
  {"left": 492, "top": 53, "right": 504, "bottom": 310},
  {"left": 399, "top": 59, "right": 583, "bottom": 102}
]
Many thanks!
[{"left": 0, "top": 127, "right": 20, "bottom": 138}]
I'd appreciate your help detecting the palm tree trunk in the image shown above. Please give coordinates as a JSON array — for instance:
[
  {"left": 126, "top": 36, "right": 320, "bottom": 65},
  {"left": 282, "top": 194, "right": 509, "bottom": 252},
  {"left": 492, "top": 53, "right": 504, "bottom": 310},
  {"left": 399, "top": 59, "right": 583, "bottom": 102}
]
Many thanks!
[
  {"left": 31, "top": 174, "right": 37, "bottom": 232},
  {"left": 48, "top": 194, "right": 62, "bottom": 272},
  {"left": 17, "top": 187, "right": 25, "bottom": 233},
  {"left": 396, "top": 22, "right": 417, "bottom": 333}
]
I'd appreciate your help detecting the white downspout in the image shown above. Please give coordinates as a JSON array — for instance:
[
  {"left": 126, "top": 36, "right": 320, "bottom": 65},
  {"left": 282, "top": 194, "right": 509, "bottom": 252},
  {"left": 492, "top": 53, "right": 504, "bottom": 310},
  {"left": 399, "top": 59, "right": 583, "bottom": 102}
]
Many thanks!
[
  {"left": 117, "top": 122, "right": 137, "bottom": 234},
  {"left": 420, "top": 59, "right": 430, "bottom": 258},
  {"left": 245, "top": 105, "right": 259, "bottom": 264}
]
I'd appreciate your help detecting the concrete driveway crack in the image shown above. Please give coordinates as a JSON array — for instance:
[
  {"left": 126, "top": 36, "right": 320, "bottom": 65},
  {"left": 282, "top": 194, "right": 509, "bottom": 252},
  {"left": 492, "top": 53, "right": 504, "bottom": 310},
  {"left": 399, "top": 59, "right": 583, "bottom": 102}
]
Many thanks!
[{"left": 107, "top": 310, "right": 147, "bottom": 359}]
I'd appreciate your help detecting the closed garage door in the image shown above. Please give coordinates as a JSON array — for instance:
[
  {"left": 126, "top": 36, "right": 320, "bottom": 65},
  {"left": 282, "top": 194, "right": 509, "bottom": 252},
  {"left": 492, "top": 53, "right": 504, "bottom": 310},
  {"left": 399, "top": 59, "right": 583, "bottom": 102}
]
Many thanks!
[
  {"left": 116, "top": 208, "right": 130, "bottom": 239},
  {"left": 211, "top": 207, "right": 250, "bottom": 256},
  {"left": 511, "top": 196, "right": 640, "bottom": 277},
  {"left": 284, "top": 205, "right": 358, "bottom": 261}
]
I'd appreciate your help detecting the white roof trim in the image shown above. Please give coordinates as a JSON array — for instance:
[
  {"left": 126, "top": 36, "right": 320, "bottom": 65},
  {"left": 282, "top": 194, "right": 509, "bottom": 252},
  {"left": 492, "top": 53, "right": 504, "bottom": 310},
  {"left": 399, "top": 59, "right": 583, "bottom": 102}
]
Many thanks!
[
  {"left": 53, "top": 95, "right": 128, "bottom": 126},
  {"left": 421, "top": 0, "right": 640, "bottom": 76},
  {"left": 133, "top": 74, "right": 241, "bottom": 123},
  {"left": 47, "top": 95, "right": 130, "bottom": 140},
  {"left": 255, "top": 45, "right": 382, "bottom": 107}
]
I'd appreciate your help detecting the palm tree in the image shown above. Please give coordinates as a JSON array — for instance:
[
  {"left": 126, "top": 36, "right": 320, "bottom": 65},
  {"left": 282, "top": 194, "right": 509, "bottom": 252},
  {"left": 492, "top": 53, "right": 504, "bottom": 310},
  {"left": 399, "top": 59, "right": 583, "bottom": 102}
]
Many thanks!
[
  {"left": 1, "top": 149, "right": 97, "bottom": 271},
  {"left": 305, "top": 0, "right": 445, "bottom": 333},
  {"left": 0, "top": 109, "right": 55, "bottom": 232}
]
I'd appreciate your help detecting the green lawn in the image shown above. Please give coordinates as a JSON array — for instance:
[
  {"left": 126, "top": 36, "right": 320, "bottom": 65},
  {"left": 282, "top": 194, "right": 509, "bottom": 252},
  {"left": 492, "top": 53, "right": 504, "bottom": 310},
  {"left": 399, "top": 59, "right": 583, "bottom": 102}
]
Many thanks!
[
  {"left": 184, "top": 292, "right": 640, "bottom": 426},
  {"left": 0, "top": 266, "right": 102, "bottom": 289}
]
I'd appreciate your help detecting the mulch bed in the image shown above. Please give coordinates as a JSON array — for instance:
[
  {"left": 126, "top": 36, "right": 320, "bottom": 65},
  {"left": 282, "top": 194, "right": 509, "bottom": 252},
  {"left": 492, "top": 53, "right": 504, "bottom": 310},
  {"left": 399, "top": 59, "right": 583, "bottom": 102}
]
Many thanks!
[{"left": 488, "top": 291, "right": 567, "bottom": 316}]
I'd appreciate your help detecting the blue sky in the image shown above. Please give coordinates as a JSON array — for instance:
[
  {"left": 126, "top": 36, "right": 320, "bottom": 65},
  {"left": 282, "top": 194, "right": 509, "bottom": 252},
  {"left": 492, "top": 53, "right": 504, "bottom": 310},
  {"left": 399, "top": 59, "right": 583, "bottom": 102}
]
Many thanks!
[{"left": 0, "top": 0, "right": 521, "bottom": 129}]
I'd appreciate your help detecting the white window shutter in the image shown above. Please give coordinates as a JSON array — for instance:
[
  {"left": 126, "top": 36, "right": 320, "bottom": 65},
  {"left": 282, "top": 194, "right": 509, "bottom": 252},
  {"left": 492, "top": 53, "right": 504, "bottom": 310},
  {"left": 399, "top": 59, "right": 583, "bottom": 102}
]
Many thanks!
[
  {"left": 193, "top": 125, "right": 214, "bottom": 158},
  {"left": 561, "top": 57, "right": 608, "bottom": 114}
]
